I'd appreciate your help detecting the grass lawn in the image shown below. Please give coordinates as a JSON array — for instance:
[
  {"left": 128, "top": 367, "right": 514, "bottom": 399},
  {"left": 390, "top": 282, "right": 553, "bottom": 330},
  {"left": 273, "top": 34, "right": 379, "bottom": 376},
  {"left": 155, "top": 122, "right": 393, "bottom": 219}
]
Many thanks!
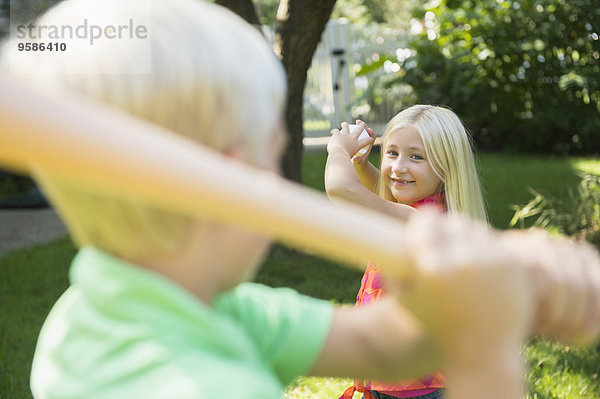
[{"left": 1, "top": 151, "right": 599, "bottom": 398}]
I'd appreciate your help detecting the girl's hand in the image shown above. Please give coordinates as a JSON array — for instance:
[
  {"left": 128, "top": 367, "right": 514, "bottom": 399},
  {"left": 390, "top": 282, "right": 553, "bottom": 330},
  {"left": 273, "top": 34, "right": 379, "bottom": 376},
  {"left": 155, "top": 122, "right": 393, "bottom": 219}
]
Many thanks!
[
  {"left": 327, "top": 121, "right": 374, "bottom": 159},
  {"left": 351, "top": 119, "right": 376, "bottom": 166}
]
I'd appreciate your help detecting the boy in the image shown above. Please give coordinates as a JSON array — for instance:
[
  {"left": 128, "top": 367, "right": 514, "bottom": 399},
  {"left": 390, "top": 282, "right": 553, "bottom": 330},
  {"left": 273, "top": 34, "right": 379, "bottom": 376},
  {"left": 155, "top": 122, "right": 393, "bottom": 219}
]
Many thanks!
[{"left": 2, "top": 1, "right": 599, "bottom": 398}]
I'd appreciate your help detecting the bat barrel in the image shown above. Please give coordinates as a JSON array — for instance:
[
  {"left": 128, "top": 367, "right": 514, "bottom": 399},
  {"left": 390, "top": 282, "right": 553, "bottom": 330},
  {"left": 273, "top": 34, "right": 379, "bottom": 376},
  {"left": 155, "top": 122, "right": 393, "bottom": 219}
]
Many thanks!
[{"left": 0, "top": 75, "right": 413, "bottom": 277}]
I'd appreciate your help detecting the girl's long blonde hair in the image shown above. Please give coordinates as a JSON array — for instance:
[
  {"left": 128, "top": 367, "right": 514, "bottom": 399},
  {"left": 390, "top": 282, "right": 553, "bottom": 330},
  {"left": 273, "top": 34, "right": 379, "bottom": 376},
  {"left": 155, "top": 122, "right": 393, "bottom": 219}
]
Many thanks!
[{"left": 378, "top": 105, "right": 487, "bottom": 221}]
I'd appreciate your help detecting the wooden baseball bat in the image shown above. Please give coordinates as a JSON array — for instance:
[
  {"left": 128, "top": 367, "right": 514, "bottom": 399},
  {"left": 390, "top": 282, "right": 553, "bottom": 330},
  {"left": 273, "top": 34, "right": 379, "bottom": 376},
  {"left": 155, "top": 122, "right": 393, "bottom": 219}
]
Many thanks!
[
  {"left": 0, "top": 75, "right": 541, "bottom": 399},
  {"left": 0, "top": 75, "right": 411, "bottom": 276}
]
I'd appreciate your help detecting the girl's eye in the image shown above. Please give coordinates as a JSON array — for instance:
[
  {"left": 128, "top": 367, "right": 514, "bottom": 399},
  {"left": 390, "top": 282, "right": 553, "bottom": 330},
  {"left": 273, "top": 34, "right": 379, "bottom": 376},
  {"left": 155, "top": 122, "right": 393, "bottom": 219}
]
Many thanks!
[
  {"left": 410, "top": 154, "right": 424, "bottom": 160},
  {"left": 386, "top": 150, "right": 398, "bottom": 157}
]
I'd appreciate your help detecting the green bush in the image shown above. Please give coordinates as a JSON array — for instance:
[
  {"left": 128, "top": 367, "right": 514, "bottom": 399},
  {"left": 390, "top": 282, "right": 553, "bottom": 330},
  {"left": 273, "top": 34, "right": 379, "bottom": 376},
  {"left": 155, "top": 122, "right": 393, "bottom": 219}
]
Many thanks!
[{"left": 398, "top": 0, "right": 600, "bottom": 154}]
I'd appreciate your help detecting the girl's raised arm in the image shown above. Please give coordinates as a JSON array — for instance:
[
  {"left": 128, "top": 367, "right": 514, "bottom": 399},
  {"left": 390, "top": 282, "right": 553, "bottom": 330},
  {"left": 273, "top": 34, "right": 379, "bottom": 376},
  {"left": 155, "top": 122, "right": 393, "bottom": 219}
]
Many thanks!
[
  {"left": 353, "top": 160, "right": 379, "bottom": 192},
  {"left": 325, "top": 122, "right": 417, "bottom": 220}
]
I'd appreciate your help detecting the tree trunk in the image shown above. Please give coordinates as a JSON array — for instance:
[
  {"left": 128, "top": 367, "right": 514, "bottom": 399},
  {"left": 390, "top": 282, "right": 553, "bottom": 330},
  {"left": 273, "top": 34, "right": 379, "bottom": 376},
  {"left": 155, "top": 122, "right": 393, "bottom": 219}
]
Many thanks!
[
  {"left": 212, "top": 0, "right": 337, "bottom": 182},
  {"left": 273, "top": 0, "right": 336, "bottom": 182}
]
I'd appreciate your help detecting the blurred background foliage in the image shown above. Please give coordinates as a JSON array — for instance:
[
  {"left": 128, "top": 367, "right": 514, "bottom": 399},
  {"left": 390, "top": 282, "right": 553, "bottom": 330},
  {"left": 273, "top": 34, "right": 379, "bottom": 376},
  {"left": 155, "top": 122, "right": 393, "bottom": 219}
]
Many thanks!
[
  {"left": 394, "top": 0, "right": 600, "bottom": 154},
  {"left": 5, "top": 0, "right": 597, "bottom": 156}
]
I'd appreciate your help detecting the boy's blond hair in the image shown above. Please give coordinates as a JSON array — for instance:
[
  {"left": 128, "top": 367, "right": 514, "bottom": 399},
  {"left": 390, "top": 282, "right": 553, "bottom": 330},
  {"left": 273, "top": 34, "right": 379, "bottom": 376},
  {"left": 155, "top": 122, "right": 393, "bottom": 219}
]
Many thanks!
[
  {"left": 2, "top": 0, "right": 287, "bottom": 259},
  {"left": 378, "top": 105, "right": 487, "bottom": 221}
]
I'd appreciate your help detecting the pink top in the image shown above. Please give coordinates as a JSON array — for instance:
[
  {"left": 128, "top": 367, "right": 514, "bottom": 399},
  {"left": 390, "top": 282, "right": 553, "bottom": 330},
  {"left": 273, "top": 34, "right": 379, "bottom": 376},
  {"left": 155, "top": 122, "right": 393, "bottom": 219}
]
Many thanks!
[{"left": 340, "top": 193, "right": 447, "bottom": 399}]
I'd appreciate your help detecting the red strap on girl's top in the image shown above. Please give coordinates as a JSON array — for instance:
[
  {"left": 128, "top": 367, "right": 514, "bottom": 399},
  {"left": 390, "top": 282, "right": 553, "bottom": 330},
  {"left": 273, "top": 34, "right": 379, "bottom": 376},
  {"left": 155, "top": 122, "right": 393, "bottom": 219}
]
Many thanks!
[
  {"left": 411, "top": 192, "right": 446, "bottom": 211},
  {"left": 340, "top": 386, "right": 376, "bottom": 399}
]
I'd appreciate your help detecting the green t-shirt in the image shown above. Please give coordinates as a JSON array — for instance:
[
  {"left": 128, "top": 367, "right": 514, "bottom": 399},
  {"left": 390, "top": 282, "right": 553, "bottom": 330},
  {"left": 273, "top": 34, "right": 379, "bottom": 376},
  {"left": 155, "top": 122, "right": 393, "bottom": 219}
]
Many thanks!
[{"left": 31, "top": 247, "right": 334, "bottom": 398}]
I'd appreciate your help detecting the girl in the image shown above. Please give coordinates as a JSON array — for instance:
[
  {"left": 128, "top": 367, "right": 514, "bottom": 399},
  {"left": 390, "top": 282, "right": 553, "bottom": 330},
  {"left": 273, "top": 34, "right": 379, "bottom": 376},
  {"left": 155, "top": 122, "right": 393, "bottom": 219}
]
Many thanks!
[{"left": 326, "top": 105, "right": 487, "bottom": 399}]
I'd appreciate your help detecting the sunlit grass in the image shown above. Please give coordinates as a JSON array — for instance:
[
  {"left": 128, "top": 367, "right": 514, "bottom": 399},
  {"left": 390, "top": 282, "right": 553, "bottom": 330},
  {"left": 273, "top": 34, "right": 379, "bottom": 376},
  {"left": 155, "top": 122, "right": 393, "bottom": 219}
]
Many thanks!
[
  {"left": 283, "top": 377, "right": 354, "bottom": 399},
  {"left": 571, "top": 158, "right": 600, "bottom": 176},
  {"left": 524, "top": 339, "right": 600, "bottom": 399}
]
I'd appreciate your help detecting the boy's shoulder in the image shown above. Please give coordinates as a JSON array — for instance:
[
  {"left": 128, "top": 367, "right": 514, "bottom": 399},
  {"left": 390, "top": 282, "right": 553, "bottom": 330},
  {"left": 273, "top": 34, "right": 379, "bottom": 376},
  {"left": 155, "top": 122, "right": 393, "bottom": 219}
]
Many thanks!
[{"left": 31, "top": 249, "right": 334, "bottom": 397}]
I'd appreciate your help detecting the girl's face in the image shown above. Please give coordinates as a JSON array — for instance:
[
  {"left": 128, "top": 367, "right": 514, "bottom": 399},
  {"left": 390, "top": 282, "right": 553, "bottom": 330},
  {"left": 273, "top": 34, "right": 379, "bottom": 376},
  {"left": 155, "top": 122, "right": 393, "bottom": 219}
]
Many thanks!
[{"left": 381, "top": 126, "right": 443, "bottom": 205}]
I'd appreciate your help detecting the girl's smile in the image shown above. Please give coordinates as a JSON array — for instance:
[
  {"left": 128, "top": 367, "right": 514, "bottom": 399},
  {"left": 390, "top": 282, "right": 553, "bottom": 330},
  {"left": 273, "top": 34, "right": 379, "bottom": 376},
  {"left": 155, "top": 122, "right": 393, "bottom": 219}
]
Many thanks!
[
  {"left": 390, "top": 178, "right": 415, "bottom": 185},
  {"left": 381, "top": 126, "right": 443, "bottom": 205}
]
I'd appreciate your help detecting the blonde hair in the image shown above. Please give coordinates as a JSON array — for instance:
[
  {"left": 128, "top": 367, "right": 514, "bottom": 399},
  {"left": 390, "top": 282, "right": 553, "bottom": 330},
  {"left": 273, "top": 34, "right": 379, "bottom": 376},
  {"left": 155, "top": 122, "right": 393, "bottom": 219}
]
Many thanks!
[
  {"left": 1, "top": 0, "right": 287, "bottom": 259},
  {"left": 378, "top": 105, "right": 487, "bottom": 221}
]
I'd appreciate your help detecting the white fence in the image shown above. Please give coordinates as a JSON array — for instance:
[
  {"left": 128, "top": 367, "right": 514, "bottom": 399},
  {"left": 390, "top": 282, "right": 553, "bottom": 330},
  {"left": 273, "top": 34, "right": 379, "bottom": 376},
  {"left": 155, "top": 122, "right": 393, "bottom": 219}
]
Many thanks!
[{"left": 303, "top": 19, "right": 410, "bottom": 144}]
